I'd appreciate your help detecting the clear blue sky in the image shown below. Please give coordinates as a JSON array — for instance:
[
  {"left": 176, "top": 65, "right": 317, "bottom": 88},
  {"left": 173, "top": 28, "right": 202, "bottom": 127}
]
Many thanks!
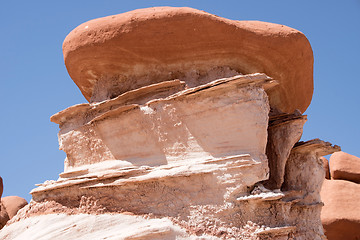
[{"left": 1, "top": 1, "right": 359, "bottom": 202}]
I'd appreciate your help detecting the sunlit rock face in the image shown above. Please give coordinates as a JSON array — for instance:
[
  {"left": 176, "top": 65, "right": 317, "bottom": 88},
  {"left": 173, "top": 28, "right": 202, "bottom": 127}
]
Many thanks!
[
  {"left": 0, "top": 177, "right": 28, "bottom": 231},
  {"left": 321, "top": 152, "right": 360, "bottom": 240},
  {"left": 0, "top": 7, "right": 341, "bottom": 240}
]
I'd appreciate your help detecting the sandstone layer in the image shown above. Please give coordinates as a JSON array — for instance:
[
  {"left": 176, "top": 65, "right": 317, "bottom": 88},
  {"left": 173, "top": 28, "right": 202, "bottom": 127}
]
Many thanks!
[
  {"left": 320, "top": 157, "right": 330, "bottom": 179},
  {"left": 320, "top": 152, "right": 360, "bottom": 239},
  {"left": 330, "top": 151, "right": 360, "bottom": 183},
  {"left": 0, "top": 7, "right": 339, "bottom": 240},
  {"left": 321, "top": 179, "right": 360, "bottom": 240},
  {"left": 0, "top": 177, "right": 28, "bottom": 230},
  {"left": 2, "top": 74, "right": 337, "bottom": 240},
  {"left": 2, "top": 213, "right": 215, "bottom": 240},
  {"left": 0, "top": 177, "right": 3, "bottom": 198},
  {"left": 63, "top": 7, "right": 313, "bottom": 114},
  {"left": 1, "top": 197, "right": 28, "bottom": 219},
  {"left": 0, "top": 177, "right": 8, "bottom": 229}
]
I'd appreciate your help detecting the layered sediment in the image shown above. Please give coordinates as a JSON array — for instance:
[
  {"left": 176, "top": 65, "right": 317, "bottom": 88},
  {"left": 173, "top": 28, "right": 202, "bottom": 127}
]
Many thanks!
[{"left": 0, "top": 7, "right": 340, "bottom": 240}]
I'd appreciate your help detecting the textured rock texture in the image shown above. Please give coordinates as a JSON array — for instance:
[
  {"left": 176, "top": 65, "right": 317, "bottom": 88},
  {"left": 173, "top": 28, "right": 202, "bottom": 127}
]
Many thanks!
[
  {"left": 1, "top": 213, "right": 214, "bottom": 240},
  {"left": 321, "top": 179, "right": 360, "bottom": 240},
  {"left": 0, "top": 7, "right": 340, "bottom": 240},
  {"left": 320, "top": 157, "right": 330, "bottom": 179},
  {"left": 330, "top": 151, "right": 360, "bottom": 183},
  {"left": 63, "top": 7, "right": 313, "bottom": 114},
  {"left": 1, "top": 197, "right": 28, "bottom": 219},
  {"left": 263, "top": 112, "right": 307, "bottom": 190},
  {"left": 0, "top": 177, "right": 28, "bottom": 230},
  {"left": 50, "top": 74, "right": 272, "bottom": 173},
  {"left": 3, "top": 74, "right": 338, "bottom": 239},
  {"left": 320, "top": 152, "right": 360, "bottom": 240},
  {"left": 0, "top": 177, "right": 3, "bottom": 198}
]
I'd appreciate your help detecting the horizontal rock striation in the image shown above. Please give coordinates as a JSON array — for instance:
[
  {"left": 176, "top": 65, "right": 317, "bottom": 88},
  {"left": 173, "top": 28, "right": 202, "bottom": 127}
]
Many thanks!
[
  {"left": 2, "top": 74, "right": 336, "bottom": 240},
  {"left": 0, "top": 7, "right": 340, "bottom": 240}
]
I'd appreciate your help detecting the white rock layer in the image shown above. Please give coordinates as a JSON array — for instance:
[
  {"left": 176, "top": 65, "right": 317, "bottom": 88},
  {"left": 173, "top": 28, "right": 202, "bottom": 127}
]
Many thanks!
[{"left": 0, "top": 74, "right": 340, "bottom": 239}]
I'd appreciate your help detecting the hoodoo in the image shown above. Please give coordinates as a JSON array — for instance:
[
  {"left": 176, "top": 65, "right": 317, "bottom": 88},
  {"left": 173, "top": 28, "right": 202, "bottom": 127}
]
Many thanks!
[{"left": 0, "top": 7, "right": 340, "bottom": 240}]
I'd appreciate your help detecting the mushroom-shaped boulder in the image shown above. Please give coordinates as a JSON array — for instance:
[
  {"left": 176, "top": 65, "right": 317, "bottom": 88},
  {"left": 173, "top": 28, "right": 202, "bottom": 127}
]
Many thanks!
[{"left": 63, "top": 7, "right": 313, "bottom": 114}]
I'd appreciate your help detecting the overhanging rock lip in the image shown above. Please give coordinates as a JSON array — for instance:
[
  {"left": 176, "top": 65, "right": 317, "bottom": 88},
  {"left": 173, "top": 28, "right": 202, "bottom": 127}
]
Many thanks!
[
  {"left": 50, "top": 79, "right": 186, "bottom": 124},
  {"left": 51, "top": 73, "right": 276, "bottom": 127},
  {"left": 30, "top": 154, "right": 257, "bottom": 196},
  {"left": 63, "top": 6, "right": 313, "bottom": 114},
  {"left": 292, "top": 139, "right": 341, "bottom": 156}
]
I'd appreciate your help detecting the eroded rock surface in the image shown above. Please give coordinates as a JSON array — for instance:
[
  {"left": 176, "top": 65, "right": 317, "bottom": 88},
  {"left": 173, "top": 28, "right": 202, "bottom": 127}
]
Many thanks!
[
  {"left": 321, "top": 179, "right": 360, "bottom": 240},
  {"left": 0, "top": 177, "right": 3, "bottom": 198},
  {"left": 321, "top": 152, "right": 360, "bottom": 239},
  {"left": 263, "top": 112, "right": 307, "bottom": 190},
  {"left": 0, "top": 7, "right": 340, "bottom": 240},
  {"left": 3, "top": 73, "right": 337, "bottom": 240},
  {"left": 2, "top": 213, "right": 215, "bottom": 240},
  {"left": 0, "top": 202, "right": 9, "bottom": 231},
  {"left": 320, "top": 157, "right": 330, "bottom": 179},
  {"left": 63, "top": 7, "right": 313, "bottom": 114},
  {"left": 330, "top": 151, "right": 360, "bottom": 183},
  {"left": 1, "top": 197, "right": 28, "bottom": 219},
  {"left": 0, "top": 177, "right": 28, "bottom": 230}
]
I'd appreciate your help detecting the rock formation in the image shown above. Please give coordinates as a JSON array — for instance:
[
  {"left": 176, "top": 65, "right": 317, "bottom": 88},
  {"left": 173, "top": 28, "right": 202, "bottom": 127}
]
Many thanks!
[
  {"left": 330, "top": 151, "right": 360, "bottom": 183},
  {"left": 0, "top": 177, "right": 3, "bottom": 198},
  {"left": 0, "top": 7, "right": 341, "bottom": 240},
  {"left": 63, "top": 7, "right": 313, "bottom": 114},
  {"left": 321, "top": 152, "right": 360, "bottom": 240},
  {"left": 0, "top": 177, "right": 28, "bottom": 230},
  {"left": 320, "top": 157, "right": 330, "bottom": 180},
  {"left": 0, "top": 177, "right": 8, "bottom": 230}
]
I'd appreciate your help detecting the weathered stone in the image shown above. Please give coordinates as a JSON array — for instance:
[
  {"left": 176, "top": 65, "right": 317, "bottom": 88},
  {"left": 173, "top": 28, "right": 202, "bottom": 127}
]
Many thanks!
[
  {"left": 0, "top": 177, "right": 3, "bottom": 198},
  {"left": 50, "top": 74, "right": 274, "bottom": 173},
  {"left": 0, "top": 178, "right": 28, "bottom": 230},
  {"left": 1, "top": 196, "right": 28, "bottom": 219},
  {"left": 263, "top": 112, "right": 307, "bottom": 190},
  {"left": 330, "top": 151, "right": 360, "bottom": 183},
  {"left": 63, "top": 7, "right": 313, "bottom": 114},
  {"left": 1, "top": 213, "right": 211, "bottom": 240},
  {"left": 0, "top": 202, "right": 10, "bottom": 230},
  {"left": 20, "top": 75, "right": 337, "bottom": 240},
  {"left": 321, "top": 179, "right": 360, "bottom": 240},
  {"left": 280, "top": 139, "right": 340, "bottom": 239},
  {"left": 1, "top": 7, "right": 338, "bottom": 240},
  {"left": 320, "top": 156, "right": 330, "bottom": 179}
]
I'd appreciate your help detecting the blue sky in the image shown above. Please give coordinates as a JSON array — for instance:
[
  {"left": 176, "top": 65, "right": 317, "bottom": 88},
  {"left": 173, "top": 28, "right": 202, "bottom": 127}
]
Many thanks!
[{"left": 1, "top": 1, "right": 359, "bottom": 201}]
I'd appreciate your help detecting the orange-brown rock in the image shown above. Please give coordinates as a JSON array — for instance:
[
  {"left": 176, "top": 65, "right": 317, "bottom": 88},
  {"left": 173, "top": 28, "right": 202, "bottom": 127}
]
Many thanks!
[
  {"left": 0, "top": 177, "right": 3, "bottom": 198},
  {"left": 321, "top": 179, "right": 360, "bottom": 240},
  {"left": 63, "top": 7, "right": 313, "bottom": 113},
  {"left": 320, "top": 157, "right": 330, "bottom": 179},
  {"left": 0, "top": 177, "right": 8, "bottom": 230},
  {"left": 0, "top": 202, "right": 9, "bottom": 230},
  {"left": 0, "top": 178, "right": 27, "bottom": 230},
  {"left": 330, "top": 151, "right": 360, "bottom": 183},
  {"left": 1, "top": 196, "right": 28, "bottom": 219}
]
